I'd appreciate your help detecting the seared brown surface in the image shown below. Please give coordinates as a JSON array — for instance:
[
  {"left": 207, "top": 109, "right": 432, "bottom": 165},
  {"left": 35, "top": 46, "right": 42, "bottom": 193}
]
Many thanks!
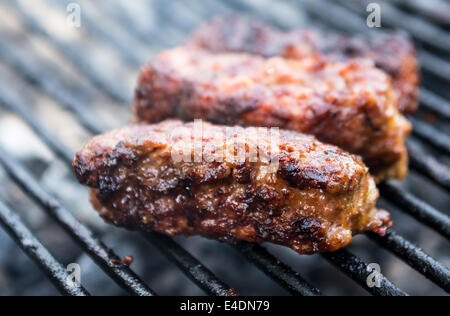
[
  {"left": 133, "top": 47, "right": 411, "bottom": 180},
  {"left": 189, "top": 15, "right": 420, "bottom": 114},
  {"left": 73, "top": 120, "right": 391, "bottom": 254}
]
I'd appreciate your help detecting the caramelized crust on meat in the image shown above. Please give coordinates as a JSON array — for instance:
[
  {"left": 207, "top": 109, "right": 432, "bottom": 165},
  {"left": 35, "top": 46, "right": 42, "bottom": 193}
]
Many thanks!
[
  {"left": 133, "top": 48, "right": 411, "bottom": 180},
  {"left": 73, "top": 120, "right": 391, "bottom": 254},
  {"left": 188, "top": 15, "right": 420, "bottom": 114}
]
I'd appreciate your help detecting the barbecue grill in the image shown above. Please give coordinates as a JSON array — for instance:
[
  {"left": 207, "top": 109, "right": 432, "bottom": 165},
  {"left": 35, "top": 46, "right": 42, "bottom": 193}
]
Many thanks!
[{"left": 0, "top": 0, "right": 448, "bottom": 296}]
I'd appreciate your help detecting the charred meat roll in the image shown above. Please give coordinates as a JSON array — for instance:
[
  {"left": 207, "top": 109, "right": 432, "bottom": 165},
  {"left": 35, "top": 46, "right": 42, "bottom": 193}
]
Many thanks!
[
  {"left": 188, "top": 15, "right": 420, "bottom": 115},
  {"left": 73, "top": 120, "right": 391, "bottom": 254},
  {"left": 133, "top": 48, "right": 411, "bottom": 180}
]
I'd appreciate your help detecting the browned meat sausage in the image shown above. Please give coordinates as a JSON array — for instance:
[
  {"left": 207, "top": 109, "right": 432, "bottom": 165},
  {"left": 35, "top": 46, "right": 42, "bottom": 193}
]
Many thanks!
[
  {"left": 73, "top": 120, "right": 391, "bottom": 254},
  {"left": 188, "top": 15, "right": 420, "bottom": 114},
  {"left": 133, "top": 47, "right": 411, "bottom": 180}
]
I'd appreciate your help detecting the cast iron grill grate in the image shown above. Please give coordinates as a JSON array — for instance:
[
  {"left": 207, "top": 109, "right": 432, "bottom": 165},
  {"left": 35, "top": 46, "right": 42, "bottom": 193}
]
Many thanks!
[{"left": 0, "top": 0, "right": 448, "bottom": 296}]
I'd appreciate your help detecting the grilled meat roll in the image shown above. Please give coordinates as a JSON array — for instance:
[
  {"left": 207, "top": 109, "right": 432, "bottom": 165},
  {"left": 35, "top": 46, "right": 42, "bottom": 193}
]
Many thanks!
[
  {"left": 133, "top": 48, "right": 411, "bottom": 180},
  {"left": 188, "top": 15, "right": 419, "bottom": 114},
  {"left": 73, "top": 120, "right": 391, "bottom": 254}
]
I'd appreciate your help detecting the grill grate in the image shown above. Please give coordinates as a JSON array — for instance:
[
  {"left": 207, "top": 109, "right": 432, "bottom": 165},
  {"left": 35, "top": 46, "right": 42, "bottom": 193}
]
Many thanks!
[
  {"left": 0, "top": 199, "right": 90, "bottom": 296},
  {"left": 0, "top": 146, "right": 156, "bottom": 296},
  {"left": 0, "top": 0, "right": 449, "bottom": 296}
]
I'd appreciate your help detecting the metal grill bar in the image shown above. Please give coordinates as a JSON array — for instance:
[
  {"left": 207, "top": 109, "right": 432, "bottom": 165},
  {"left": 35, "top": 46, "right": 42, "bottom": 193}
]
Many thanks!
[
  {"left": 337, "top": 0, "right": 450, "bottom": 53},
  {"left": 144, "top": 3, "right": 189, "bottom": 45},
  {"left": 299, "top": 0, "right": 450, "bottom": 85},
  {"left": 0, "top": 38, "right": 105, "bottom": 134},
  {"left": 96, "top": 2, "right": 174, "bottom": 48},
  {"left": 233, "top": 242, "right": 321, "bottom": 296},
  {"left": 322, "top": 249, "right": 408, "bottom": 296},
  {"left": 7, "top": 0, "right": 129, "bottom": 103},
  {"left": 367, "top": 231, "right": 450, "bottom": 292},
  {"left": 181, "top": 0, "right": 232, "bottom": 23},
  {"left": 159, "top": 1, "right": 202, "bottom": 31},
  {"left": 143, "top": 232, "right": 237, "bottom": 296},
  {"left": 0, "top": 148, "right": 156, "bottom": 296},
  {"left": 46, "top": 0, "right": 144, "bottom": 67},
  {"left": 394, "top": 0, "right": 450, "bottom": 27},
  {"left": 420, "top": 89, "right": 450, "bottom": 121},
  {"left": 418, "top": 51, "right": 450, "bottom": 85},
  {"left": 221, "top": 0, "right": 289, "bottom": 29},
  {"left": 380, "top": 182, "right": 450, "bottom": 240},
  {"left": 0, "top": 199, "right": 90, "bottom": 296},
  {"left": 0, "top": 87, "right": 76, "bottom": 163},
  {"left": 146, "top": 3, "right": 205, "bottom": 46},
  {"left": 408, "top": 140, "right": 450, "bottom": 193},
  {"left": 410, "top": 117, "right": 450, "bottom": 156},
  {"left": 298, "top": 0, "right": 373, "bottom": 33}
]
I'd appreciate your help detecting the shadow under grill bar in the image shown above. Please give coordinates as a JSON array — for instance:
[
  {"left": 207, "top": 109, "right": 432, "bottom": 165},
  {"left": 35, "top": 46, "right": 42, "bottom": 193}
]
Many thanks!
[{"left": 0, "top": 199, "right": 90, "bottom": 296}]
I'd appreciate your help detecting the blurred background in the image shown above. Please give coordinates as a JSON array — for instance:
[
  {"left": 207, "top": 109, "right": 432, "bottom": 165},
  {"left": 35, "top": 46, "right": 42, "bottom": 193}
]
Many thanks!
[{"left": 0, "top": 0, "right": 448, "bottom": 296}]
